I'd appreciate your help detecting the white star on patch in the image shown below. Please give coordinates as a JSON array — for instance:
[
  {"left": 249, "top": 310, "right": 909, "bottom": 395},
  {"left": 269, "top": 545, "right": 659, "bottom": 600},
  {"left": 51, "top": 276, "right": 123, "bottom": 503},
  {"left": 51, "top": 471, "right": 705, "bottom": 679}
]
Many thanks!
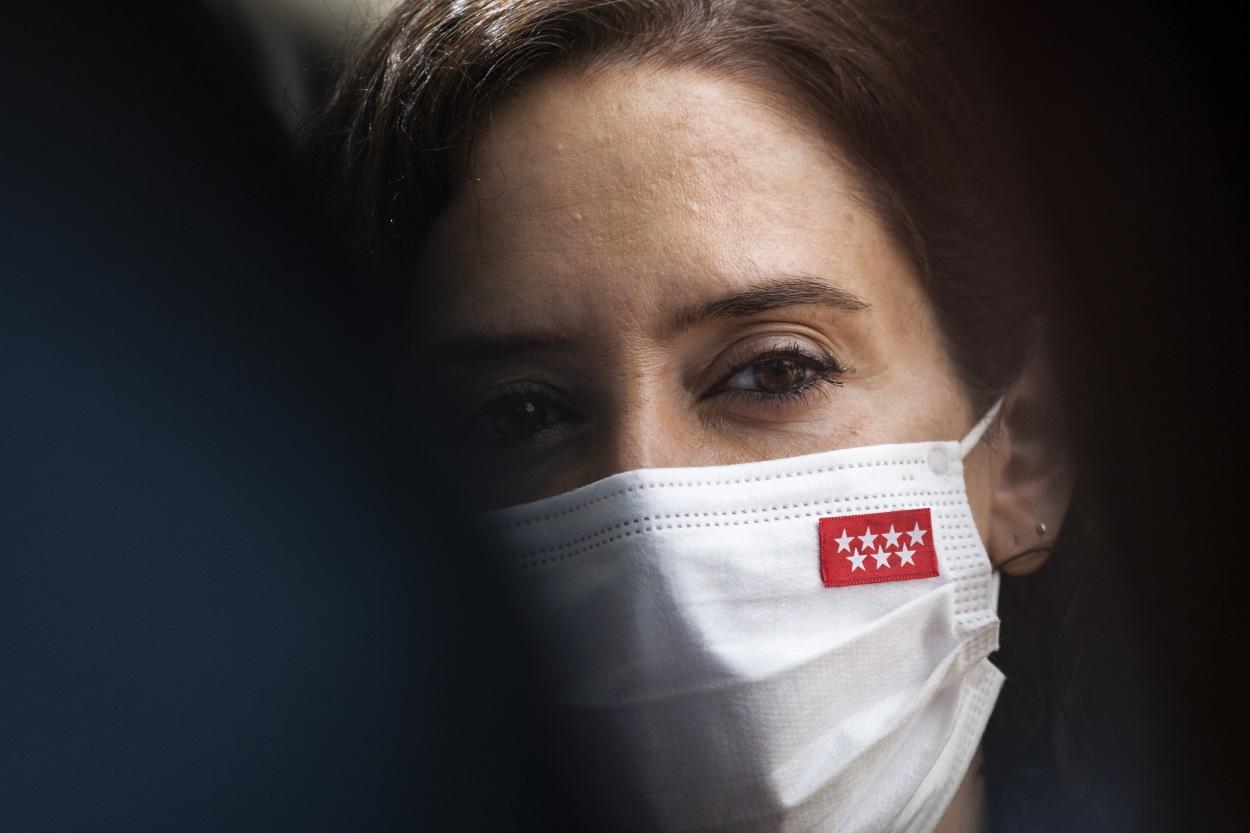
[
  {"left": 846, "top": 550, "right": 867, "bottom": 572},
  {"left": 871, "top": 549, "right": 892, "bottom": 569},
  {"left": 881, "top": 525, "right": 902, "bottom": 549},
  {"left": 857, "top": 527, "right": 878, "bottom": 552},
  {"left": 896, "top": 545, "right": 916, "bottom": 566},
  {"left": 834, "top": 529, "right": 854, "bottom": 553},
  {"left": 906, "top": 522, "right": 927, "bottom": 546}
]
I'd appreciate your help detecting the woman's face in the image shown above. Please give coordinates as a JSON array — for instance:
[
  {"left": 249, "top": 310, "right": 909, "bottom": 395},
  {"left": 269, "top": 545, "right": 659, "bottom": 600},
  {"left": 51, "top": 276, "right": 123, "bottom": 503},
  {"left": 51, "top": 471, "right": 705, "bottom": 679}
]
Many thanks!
[{"left": 415, "top": 64, "right": 1001, "bottom": 533}]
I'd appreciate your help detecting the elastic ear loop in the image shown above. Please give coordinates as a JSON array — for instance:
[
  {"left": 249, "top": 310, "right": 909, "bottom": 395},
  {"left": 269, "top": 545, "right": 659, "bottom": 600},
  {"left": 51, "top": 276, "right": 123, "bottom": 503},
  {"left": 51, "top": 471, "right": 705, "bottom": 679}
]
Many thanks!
[
  {"left": 955, "top": 398, "right": 1055, "bottom": 574},
  {"left": 956, "top": 396, "right": 1004, "bottom": 461}
]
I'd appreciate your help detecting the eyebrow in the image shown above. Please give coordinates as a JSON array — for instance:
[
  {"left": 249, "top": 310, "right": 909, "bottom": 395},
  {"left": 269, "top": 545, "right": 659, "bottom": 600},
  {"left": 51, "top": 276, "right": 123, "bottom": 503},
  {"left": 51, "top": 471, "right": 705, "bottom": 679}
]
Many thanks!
[
  {"left": 667, "top": 275, "right": 870, "bottom": 335},
  {"left": 421, "top": 276, "right": 869, "bottom": 365},
  {"left": 418, "top": 332, "right": 579, "bottom": 365}
]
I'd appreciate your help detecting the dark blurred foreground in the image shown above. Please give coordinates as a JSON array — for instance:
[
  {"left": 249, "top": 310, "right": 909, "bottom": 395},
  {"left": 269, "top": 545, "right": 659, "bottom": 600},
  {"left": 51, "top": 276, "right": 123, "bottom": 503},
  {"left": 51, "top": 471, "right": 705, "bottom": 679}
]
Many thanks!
[
  {"left": 2, "top": 4, "right": 578, "bottom": 831},
  {"left": 2, "top": 2, "right": 1247, "bottom": 832}
]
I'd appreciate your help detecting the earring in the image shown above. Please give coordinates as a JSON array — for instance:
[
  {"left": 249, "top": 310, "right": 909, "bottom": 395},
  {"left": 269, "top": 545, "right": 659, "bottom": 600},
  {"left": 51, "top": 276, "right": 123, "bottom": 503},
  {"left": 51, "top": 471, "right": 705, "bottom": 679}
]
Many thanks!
[{"left": 1035, "top": 521, "right": 1048, "bottom": 537}]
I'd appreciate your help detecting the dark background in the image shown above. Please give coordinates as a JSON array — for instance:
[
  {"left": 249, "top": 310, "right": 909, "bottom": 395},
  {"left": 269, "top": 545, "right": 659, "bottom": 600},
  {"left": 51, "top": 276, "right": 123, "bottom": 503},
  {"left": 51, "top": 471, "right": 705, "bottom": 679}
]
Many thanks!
[
  {"left": 968, "top": 4, "right": 1248, "bottom": 831},
  {"left": 2, "top": 2, "right": 1245, "bottom": 831}
]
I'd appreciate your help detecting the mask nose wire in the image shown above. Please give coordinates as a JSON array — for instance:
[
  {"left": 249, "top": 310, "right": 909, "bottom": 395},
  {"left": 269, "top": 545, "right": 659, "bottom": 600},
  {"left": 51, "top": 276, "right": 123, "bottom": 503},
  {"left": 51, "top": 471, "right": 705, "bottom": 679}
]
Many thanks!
[{"left": 956, "top": 397, "right": 1005, "bottom": 461}]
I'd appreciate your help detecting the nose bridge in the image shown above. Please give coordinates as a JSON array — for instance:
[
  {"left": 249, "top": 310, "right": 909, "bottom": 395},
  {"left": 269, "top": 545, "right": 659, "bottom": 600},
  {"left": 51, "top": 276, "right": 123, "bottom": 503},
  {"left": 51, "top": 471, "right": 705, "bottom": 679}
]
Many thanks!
[
  {"left": 609, "top": 404, "right": 669, "bottom": 474},
  {"left": 592, "top": 367, "right": 690, "bottom": 478},
  {"left": 605, "top": 379, "right": 674, "bottom": 472}
]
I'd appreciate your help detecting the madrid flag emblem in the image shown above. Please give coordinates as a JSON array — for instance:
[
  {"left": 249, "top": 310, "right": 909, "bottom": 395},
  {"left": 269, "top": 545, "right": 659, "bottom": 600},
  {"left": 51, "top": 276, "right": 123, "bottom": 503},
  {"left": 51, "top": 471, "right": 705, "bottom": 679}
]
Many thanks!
[{"left": 818, "top": 508, "right": 939, "bottom": 588}]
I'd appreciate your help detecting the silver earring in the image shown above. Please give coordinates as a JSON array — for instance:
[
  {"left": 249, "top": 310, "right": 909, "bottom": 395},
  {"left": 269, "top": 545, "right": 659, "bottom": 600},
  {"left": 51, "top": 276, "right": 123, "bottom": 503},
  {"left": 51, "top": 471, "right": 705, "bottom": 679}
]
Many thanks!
[{"left": 1035, "top": 521, "right": 1048, "bottom": 537}]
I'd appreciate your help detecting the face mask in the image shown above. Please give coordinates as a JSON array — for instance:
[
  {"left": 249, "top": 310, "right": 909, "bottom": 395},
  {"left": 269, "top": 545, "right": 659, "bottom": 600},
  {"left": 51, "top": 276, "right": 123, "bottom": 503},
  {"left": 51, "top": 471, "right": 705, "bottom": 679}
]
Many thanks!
[{"left": 483, "top": 403, "right": 1005, "bottom": 833}]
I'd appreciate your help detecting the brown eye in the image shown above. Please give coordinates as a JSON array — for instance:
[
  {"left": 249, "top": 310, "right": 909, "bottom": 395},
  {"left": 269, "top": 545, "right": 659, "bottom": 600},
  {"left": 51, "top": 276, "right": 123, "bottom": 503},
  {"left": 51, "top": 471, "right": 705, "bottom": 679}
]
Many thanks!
[
  {"left": 491, "top": 398, "right": 548, "bottom": 440},
  {"left": 708, "top": 343, "right": 844, "bottom": 403},
  {"left": 754, "top": 358, "right": 808, "bottom": 392},
  {"left": 468, "top": 388, "right": 573, "bottom": 445}
]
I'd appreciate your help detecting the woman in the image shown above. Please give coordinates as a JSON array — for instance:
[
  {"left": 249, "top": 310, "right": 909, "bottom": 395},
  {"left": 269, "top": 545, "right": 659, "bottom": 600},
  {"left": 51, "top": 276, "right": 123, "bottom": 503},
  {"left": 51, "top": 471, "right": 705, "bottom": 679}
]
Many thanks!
[{"left": 308, "top": 1, "right": 1079, "bottom": 830}]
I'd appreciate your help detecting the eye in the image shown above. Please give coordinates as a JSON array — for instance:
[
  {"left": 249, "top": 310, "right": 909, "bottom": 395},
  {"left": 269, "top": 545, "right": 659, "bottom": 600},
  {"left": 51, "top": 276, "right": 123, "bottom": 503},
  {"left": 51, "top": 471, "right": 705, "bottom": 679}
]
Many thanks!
[
  {"left": 724, "top": 355, "right": 816, "bottom": 393},
  {"left": 464, "top": 384, "right": 577, "bottom": 446},
  {"left": 706, "top": 342, "right": 845, "bottom": 403}
]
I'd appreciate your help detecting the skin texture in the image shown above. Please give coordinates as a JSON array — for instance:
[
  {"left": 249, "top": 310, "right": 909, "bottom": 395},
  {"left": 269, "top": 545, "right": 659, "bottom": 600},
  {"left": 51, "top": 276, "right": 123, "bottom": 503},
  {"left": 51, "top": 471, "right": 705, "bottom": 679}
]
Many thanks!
[{"left": 414, "top": 63, "right": 1073, "bottom": 831}]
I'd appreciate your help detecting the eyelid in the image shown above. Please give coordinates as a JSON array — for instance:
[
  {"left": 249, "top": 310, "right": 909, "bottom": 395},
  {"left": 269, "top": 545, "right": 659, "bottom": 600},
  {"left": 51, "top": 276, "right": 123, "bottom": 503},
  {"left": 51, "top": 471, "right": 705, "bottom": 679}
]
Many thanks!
[
  {"left": 462, "top": 382, "right": 583, "bottom": 447},
  {"left": 460, "top": 379, "right": 560, "bottom": 409},
  {"left": 718, "top": 341, "right": 841, "bottom": 381},
  {"left": 700, "top": 339, "right": 845, "bottom": 401},
  {"left": 459, "top": 382, "right": 555, "bottom": 429}
]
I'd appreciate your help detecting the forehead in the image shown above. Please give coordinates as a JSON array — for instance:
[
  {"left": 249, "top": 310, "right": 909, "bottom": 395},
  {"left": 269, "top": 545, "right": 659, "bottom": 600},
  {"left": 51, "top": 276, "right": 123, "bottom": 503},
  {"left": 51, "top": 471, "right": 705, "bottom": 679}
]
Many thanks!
[{"left": 415, "top": 63, "right": 918, "bottom": 338}]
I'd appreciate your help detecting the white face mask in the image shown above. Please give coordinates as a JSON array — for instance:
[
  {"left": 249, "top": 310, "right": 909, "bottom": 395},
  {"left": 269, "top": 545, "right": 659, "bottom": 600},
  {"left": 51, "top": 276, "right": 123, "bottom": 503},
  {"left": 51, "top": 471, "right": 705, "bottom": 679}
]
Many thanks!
[{"left": 483, "top": 403, "right": 1005, "bottom": 833}]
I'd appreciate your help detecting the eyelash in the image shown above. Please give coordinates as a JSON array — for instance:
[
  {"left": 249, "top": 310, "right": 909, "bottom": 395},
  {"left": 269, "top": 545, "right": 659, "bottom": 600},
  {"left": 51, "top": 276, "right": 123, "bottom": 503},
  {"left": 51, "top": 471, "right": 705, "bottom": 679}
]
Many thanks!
[
  {"left": 467, "top": 343, "right": 846, "bottom": 446},
  {"left": 704, "top": 342, "right": 846, "bottom": 406},
  {"left": 467, "top": 382, "right": 581, "bottom": 445}
]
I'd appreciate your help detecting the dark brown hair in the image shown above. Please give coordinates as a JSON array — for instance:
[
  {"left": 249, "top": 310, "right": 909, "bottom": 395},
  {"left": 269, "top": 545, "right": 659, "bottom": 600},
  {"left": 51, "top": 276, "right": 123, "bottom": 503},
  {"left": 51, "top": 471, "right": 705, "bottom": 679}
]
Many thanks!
[{"left": 307, "top": 0, "right": 1045, "bottom": 410}]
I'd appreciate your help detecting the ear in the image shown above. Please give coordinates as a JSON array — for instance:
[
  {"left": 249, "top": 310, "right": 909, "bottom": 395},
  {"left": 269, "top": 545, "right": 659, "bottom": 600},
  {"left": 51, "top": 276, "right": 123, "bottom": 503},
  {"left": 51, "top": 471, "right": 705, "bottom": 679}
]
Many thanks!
[{"left": 986, "top": 336, "right": 1076, "bottom": 575}]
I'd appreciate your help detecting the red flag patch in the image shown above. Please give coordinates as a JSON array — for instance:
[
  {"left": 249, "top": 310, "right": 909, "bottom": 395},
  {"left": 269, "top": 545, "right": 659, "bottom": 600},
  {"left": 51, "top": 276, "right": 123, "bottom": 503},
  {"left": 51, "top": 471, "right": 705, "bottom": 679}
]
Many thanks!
[{"left": 818, "top": 508, "right": 940, "bottom": 587}]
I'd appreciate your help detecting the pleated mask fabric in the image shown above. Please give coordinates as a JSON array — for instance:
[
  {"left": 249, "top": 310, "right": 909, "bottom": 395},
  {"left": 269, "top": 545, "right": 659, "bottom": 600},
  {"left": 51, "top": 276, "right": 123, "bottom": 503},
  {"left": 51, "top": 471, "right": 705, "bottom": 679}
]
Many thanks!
[{"left": 483, "top": 403, "right": 1005, "bottom": 833}]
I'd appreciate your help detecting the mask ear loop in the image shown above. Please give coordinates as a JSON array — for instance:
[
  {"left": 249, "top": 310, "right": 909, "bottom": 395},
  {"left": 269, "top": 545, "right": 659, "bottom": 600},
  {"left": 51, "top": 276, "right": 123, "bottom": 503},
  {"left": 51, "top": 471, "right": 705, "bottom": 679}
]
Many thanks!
[
  {"left": 956, "top": 397, "right": 1004, "bottom": 460},
  {"left": 954, "top": 397, "right": 1054, "bottom": 575}
]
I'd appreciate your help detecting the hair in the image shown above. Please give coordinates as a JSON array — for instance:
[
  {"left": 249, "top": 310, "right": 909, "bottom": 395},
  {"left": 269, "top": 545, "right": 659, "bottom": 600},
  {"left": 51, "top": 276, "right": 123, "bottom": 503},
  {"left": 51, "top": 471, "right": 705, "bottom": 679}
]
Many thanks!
[{"left": 305, "top": 1, "right": 1101, "bottom": 829}]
